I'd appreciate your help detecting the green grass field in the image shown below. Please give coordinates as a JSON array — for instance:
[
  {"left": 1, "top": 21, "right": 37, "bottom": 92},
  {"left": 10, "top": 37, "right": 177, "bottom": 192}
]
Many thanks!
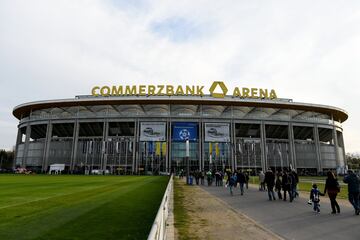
[{"left": 0, "top": 175, "right": 169, "bottom": 240}]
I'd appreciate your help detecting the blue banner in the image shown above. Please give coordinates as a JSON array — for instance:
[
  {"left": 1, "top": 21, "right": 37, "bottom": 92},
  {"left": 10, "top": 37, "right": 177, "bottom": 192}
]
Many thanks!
[{"left": 172, "top": 122, "right": 198, "bottom": 142}]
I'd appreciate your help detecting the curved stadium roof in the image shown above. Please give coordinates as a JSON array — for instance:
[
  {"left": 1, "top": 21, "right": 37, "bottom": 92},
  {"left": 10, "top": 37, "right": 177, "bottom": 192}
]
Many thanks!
[{"left": 13, "top": 95, "right": 348, "bottom": 122}]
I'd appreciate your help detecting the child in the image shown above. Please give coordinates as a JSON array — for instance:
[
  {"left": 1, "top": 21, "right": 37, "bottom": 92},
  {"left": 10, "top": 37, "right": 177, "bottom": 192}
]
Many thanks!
[{"left": 309, "top": 184, "right": 324, "bottom": 213}]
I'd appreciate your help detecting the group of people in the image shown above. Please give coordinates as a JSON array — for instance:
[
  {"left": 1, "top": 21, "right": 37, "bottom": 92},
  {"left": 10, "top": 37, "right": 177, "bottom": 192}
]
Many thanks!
[
  {"left": 225, "top": 170, "right": 250, "bottom": 195},
  {"left": 259, "top": 169, "right": 299, "bottom": 202},
  {"left": 226, "top": 168, "right": 360, "bottom": 216},
  {"left": 191, "top": 169, "right": 229, "bottom": 186},
  {"left": 309, "top": 169, "right": 360, "bottom": 215},
  {"left": 181, "top": 167, "right": 360, "bottom": 216}
]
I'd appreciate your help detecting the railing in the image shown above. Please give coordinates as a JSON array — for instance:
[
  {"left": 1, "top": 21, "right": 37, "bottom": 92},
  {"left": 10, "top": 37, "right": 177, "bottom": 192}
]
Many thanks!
[{"left": 147, "top": 175, "right": 173, "bottom": 240}]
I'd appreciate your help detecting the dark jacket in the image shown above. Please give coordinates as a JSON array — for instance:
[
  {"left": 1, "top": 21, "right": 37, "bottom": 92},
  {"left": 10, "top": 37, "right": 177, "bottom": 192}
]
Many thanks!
[
  {"left": 343, "top": 173, "right": 360, "bottom": 193},
  {"left": 288, "top": 173, "right": 296, "bottom": 187},
  {"left": 310, "top": 188, "right": 323, "bottom": 203},
  {"left": 237, "top": 172, "right": 246, "bottom": 183},
  {"left": 292, "top": 171, "right": 299, "bottom": 185},
  {"left": 281, "top": 173, "right": 289, "bottom": 190},
  {"left": 275, "top": 177, "right": 282, "bottom": 191},
  {"left": 264, "top": 171, "right": 275, "bottom": 188},
  {"left": 324, "top": 178, "right": 340, "bottom": 195}
]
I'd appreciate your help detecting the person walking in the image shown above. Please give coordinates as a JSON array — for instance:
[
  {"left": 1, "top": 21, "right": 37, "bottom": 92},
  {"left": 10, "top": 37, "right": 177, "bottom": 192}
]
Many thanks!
[
  {"left": 259, "top": 171, "right": 265, "bottom": 191},
  {"left": 309, "top": 184, "right": 324, "bottom": 213},
  {"left": 200, "top": 171, "right": 205, "bottom": 185},
  {"left": 206, "top": 170, "right": 213, "bottom": 186},
  {"left": 343, "top": 169, "right": 360, "bottom": 215},
  {"left": 324, "top": 171, "right": 340, "bottom": 214},
  {"left": 282, "top": 172, "right": 291, "bottom": 201},
  {"left": 265, "top": 168, "right": 276, "bottom": 201},
  {"left": 237, "top": 171, "right": 246, "bottom": 195},
  {"left": 228, "top": 172, "right": 237, "bottom": 195},
  {"left": 244, "top": 171, "right": 249, "bottom": 189},
  {"left": 291, "top": 170, "right": 299, "bottom": 198},
  {"left": 215, "top": 170, "right": 220, "bottom": 186},
  {"left": 275, "top": 172, "right": 282, "bottom": 200},
  {"left": 194, "top": 170, "right": 200, "bottom": 185},
  {"left": 288, "top": 171, "right": 295, "bottom": 202}
]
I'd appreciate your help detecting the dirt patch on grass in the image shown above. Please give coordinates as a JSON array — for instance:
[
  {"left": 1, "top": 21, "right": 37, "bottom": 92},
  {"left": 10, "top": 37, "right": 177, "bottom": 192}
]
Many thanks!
[{"left": 174, "top": 179, "right": 282, "bottom": 240}]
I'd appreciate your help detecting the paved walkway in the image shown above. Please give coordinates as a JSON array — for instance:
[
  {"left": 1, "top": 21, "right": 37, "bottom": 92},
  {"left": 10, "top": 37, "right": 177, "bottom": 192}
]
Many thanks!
[{"left": 201, "top": 185, "right": 360, "bottom": 240}]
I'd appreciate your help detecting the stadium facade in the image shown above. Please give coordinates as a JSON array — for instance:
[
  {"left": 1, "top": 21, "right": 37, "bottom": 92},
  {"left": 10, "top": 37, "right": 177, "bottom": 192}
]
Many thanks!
[{"left": 12, "top": 82, "right": 348, "bottom": 175}]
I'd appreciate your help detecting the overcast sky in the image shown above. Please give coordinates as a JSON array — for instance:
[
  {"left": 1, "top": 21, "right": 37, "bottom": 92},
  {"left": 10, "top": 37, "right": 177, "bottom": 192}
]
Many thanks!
[{"left": 1, "top": 0, "right": 359, "bottom": 153}]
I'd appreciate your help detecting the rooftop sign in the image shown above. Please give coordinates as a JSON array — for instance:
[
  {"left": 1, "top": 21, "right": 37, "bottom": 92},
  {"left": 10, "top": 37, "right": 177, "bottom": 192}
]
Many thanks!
[{"left": 91, "top": 81, "right": 277, "bottom": 99}]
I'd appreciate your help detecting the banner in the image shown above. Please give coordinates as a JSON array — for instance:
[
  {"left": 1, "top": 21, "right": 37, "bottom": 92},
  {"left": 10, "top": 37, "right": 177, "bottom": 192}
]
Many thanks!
[
  {"left": 140, "top": 122, "right": 166, "bottom": 141},
  {"left": 155, "top": 142, "right": 161, "bottom": 156},
  {"left": 215, "top": 143, "right": 219, "bottom": 157},
  {"left": 204, "top": 123, "right": 230, "bottom": 142},
  {"left": 172, "top": 122, "right": 198, "bottom": 141},
  {"left": 161, "top": 142, "right": 167, "bottom": 157}
]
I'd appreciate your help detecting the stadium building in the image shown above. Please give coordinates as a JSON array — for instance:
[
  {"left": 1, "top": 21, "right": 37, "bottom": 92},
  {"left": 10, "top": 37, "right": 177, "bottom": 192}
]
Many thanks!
[{"left": 12, "top": 82, "right": 348, "bottom": 175}]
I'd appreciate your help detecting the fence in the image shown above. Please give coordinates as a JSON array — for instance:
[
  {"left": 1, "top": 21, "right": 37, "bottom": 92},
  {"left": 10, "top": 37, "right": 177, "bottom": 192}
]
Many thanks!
[{"left": 147, "top": 174, "right": 173, "bottom": 240}]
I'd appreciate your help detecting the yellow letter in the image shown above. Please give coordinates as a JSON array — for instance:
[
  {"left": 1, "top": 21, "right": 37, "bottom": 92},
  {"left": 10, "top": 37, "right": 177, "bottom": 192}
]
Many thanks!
[
  {"left": 242, "top": 88, "right": 250, "bottom": 98},
  {"left": 157, "top": 85, "right": 165, "bottom": 95},
  {"left": 251, "top": 88, "right": 258, "bottom": 98},
  {"left": 196, "top": 86, "right": 204, "bottom": 96},
  {"left": 232, "top": 87, "right": 241, "bottom": 97},
  {"left": 148, "top": 85, "right": 155, "bottom": 95},
  {"left": 259, "top": 89, "right": 268, "bottom": 98},
  {"left": 139, "top": 85, "right": 146, "bottom": 96},
  {"left": 125, "top": 85, "right": 137, "bottom": 95},
  {"left": 269, "top": 90, "right": 277, "bottom": 99},
  {"left": 166, "top": 85, "right": 174, "bottom": 96},
  {"left": 186, "top": 85, "right": 195, "bottom": 95},
  {"left": 111, "top": 86, "right": 123, "bottom": 96},
  {"left": 92, "top": 86, "right": 100, "bottom": 96},
  {"left": 100, "top": 86, "right": 111, "bottom": 96},
  {"left": 175, "top": 86, "right": 184, "bottom": 95}
]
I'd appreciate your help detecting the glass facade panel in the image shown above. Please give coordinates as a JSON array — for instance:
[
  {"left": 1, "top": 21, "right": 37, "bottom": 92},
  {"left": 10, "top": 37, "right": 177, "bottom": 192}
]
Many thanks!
[
  {"left": 235, "top": 139, "right": 261, "bottom": 169},
  {"left": 295, "top": 142, "right": 317, "bottom": 168},
  {"left": 266, "top": 141, "right": 290, "bottom": 170},
  {"left": 203, "top": 142, "right": 231, "bottom": 171},
  {"left": 48, "top": 138, "right": 72, "bottom": 165}
]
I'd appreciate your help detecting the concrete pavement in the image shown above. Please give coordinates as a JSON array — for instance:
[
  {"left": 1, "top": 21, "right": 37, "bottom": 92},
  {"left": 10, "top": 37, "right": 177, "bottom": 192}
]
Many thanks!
[{"left": 201, "top": 185, "right": 359, "bottom": 240}]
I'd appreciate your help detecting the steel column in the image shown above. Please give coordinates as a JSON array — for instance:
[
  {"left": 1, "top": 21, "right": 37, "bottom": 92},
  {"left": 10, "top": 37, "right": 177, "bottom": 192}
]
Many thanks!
[
  {"left": 70, "top": 121, "right": 79, "bottom": 172},
  {"left": 42, "top": 121, "right": 53, "bottom": 172},
  {"left": 22, "top": 124, "right": 31, "bottom": 168},
  {"left": 288, "top": 122, "right": 297, "bottom": 171},
  {"left": 313, "top": 125, "right": 322, "bottom": 172},
  {"left": 260, "top": 121, "right": 267, "bottom": 171}
]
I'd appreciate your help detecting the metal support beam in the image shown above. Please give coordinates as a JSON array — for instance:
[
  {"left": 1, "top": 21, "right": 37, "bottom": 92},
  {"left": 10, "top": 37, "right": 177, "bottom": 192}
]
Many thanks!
[
  {"left": 14, "top": 127, "right": 23, "bottom": 168},
  {"left": 288, "top": 122, "right": 297, "bottom": 171},
  {"left": 332, "top": 126, "right": 340, "bottom": 168},
  {"left": 168, "top": 121, "right": 172, "bottom": 173},
  {"left": 42, "top": 121, "right": 53, "bottom": 172},
  {"left": 231, "top": 120, "right": 236, "bottom": 171},
  {"left": 135, "top": 120, "right": 140, "bottom": 174},
  {"left": 132, "top": 120, "right": 137, "bottom": 174},
  {"left": 70, "top": 121, "right": 79, "bottom": 172},
  {"left": 22, "top": 124, "right": 31, "bottom": 168},
  {"left": 313, "top": 125, "right": 322, "bottom": 172},
  {"left": 260, "top": 121, "right": 267, "bottom": 171},
  {"left": 199, "top": 120, "right": 203, "bottom": 171},
  {"left": 101, "top": 121, "right": 109, "bottom": 171}
]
